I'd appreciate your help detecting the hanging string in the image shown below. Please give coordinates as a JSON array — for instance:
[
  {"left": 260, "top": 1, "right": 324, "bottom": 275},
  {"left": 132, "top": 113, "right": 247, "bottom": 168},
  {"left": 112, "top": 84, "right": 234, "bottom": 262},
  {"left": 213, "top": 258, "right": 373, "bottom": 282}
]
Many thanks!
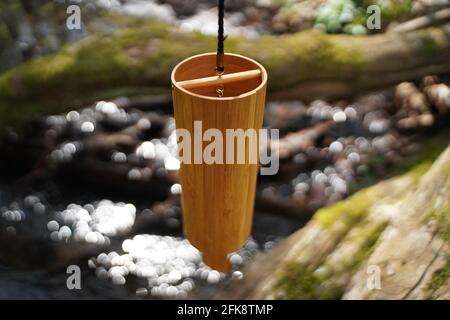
[{"left": 216, "top": 0, "right": 225, "bottom": 75}]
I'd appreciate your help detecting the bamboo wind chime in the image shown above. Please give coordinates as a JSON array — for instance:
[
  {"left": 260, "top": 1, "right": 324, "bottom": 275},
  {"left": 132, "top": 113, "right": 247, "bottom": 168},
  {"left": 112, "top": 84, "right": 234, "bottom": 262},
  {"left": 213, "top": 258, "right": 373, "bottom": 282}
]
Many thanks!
[{"left": 171, "top": 0, "right": 267, "bottom": 271}]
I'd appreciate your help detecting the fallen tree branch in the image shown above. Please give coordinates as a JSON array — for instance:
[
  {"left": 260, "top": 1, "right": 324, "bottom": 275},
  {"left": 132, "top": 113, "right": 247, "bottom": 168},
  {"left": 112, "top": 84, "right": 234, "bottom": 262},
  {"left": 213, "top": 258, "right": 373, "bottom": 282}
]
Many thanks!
[{"left": 1, "top": 19, "right": 450, "bottom": 128}]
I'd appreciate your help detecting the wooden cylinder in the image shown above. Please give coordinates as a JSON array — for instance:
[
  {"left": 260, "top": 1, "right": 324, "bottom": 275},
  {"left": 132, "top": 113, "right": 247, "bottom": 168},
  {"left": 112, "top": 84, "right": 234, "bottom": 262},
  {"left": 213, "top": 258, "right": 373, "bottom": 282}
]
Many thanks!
[{"left": 171, "top": 53, "right": 267, "bottom": 271}]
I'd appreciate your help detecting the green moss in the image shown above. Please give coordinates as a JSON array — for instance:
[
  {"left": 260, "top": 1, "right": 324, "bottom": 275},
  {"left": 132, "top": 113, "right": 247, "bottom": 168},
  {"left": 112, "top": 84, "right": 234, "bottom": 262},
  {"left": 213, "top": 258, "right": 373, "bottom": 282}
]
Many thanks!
[
  {"left": 426, "top": 202, "right": 450, "bottom": 244},
  {"left": 314, "top": 187, "right": 375, "bottom": 229},
  {"left": 253, "top": 31, "right": 367, "bottom": 91},
  {"left": 0, "top": 17, "right": 213, "bottom": 99},
  {"left": 415, "top": 27, "right": 450, "bottom": 60},
  {"left": 403, "top": 136, "right": 449, "bottom": 181},
  {"left": 424, "top": 195, "right": 449, "bottom": 298},
  {"left": 326, "top": 218, "right": 387, "bottom": 274},
  {"left": 345, "top": 220, "right": 388, "bottom": 269},
  {"left": 407, "top": 160, "right": 434, "bottom": 183},
  {"left": 427, "top": 260, "right": 450, "bottom": 293},
  {"left": 273, "top": 218, "right": 387, "bottom": 299},
  {"left": 376, "top": 0, "right": 412, "bottom": 20},
  {"left": 273, "top": 262, "right": 344, "bottom": 300}
]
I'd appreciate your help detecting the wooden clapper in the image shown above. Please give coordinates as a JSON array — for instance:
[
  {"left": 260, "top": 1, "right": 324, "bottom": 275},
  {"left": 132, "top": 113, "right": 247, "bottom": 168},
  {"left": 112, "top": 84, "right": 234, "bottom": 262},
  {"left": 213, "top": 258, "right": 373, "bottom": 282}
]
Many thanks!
[{"left": 171, "top": 52, "right": 268, "bottom": 271}]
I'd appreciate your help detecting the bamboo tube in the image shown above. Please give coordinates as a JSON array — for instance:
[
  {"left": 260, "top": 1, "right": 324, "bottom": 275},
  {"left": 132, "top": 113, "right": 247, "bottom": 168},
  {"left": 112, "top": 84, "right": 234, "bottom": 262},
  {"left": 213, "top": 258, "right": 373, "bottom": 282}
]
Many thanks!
[
  {"left": 175, "top": 69, "right": 261, "bottom": 90},
  {"left": 171, "top": 53, "right": 267, "bottom": 271}
]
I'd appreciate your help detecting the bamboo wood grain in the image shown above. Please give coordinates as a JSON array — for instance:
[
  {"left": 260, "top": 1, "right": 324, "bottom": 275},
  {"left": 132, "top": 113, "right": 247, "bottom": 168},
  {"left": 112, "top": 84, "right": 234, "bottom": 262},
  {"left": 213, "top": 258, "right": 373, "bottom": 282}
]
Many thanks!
[
  {"left": 175, "top": 69, "right": 261, "bottom": 90},
  {"left": 171, "top": 53, "right": 267, "bottom": 271}
]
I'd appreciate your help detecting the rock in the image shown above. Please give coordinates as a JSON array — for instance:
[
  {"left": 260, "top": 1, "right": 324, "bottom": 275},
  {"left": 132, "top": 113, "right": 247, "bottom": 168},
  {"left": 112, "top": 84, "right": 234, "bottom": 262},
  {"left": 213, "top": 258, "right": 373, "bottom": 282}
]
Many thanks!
[{"left": 216, "top": 138, "right": 450, "bottom": 299}]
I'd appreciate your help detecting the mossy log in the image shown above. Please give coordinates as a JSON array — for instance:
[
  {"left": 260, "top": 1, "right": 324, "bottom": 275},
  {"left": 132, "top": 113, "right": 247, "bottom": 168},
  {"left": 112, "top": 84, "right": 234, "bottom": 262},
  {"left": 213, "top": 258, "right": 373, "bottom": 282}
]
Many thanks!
[{"left": 1, "top": 19, "right": 450, "bottom": 128}]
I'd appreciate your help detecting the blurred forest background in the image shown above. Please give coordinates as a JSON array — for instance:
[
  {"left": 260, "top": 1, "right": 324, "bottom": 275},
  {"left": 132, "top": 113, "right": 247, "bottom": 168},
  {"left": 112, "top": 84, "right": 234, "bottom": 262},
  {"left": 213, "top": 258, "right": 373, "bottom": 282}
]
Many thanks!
[{"left": 0, "top": 0, "right": 449, "bottom": 299}]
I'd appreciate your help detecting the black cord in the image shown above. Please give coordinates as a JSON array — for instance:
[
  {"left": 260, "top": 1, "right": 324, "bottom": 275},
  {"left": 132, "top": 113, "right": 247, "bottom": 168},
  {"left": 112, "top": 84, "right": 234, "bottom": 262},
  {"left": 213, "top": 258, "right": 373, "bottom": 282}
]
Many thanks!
[{"left": 216, "top": 0, "right": 225, "bottom": 73}]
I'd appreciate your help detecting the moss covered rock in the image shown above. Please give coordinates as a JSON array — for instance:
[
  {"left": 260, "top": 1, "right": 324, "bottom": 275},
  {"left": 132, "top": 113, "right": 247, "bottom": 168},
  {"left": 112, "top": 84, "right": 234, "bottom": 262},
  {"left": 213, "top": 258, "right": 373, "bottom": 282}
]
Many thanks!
[{"left": 216, "top": 134, "right": 450, "bottom": 299}]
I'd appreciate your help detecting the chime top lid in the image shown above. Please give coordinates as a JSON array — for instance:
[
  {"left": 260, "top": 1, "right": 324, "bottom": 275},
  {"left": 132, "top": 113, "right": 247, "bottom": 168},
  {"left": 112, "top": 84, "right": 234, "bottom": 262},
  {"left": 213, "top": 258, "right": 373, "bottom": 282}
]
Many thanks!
[{"left": 171, "top": 52, "right": 267, "bottom": 100}]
